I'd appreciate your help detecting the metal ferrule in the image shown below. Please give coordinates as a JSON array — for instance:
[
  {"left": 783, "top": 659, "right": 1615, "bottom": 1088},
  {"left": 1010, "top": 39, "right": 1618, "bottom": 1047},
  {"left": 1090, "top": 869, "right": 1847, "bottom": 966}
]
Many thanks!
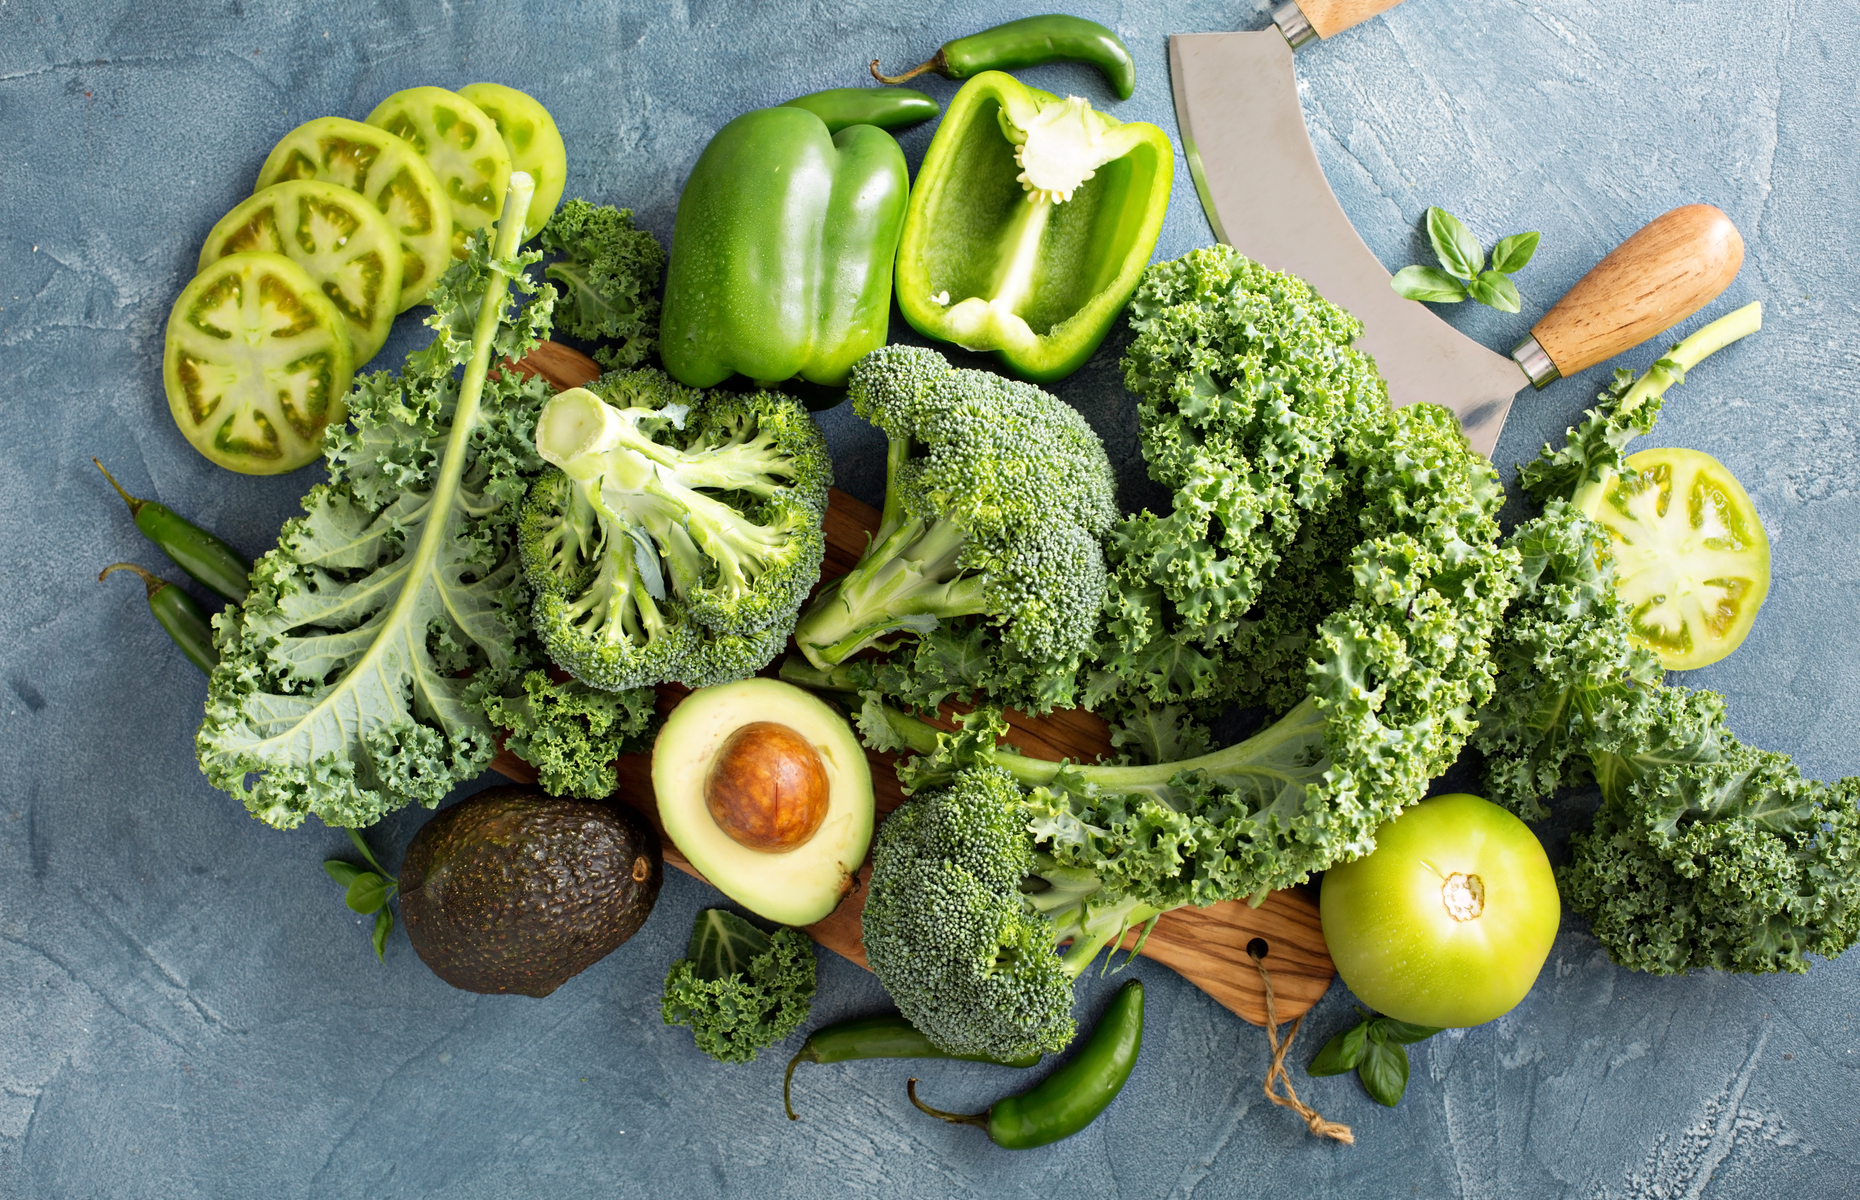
[
  {"left": 1510, "top": 334, "right": 1561, "bottom": 389},
  {"left": 1271, "top": 1, "right": 1319, "bottom": 49}
]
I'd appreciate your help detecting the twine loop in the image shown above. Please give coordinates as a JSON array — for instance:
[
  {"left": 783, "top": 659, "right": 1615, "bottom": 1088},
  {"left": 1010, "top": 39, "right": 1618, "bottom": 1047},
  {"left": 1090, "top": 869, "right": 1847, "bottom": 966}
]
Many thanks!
[{"left": 1251, "top": 948, "right": 1353, "bottom": 1145}]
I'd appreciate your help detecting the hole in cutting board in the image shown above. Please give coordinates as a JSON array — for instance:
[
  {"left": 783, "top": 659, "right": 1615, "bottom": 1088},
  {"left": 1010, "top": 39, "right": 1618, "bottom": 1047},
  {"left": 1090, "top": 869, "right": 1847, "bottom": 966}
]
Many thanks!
[{"left": 1247, "top": 937, "right": 1269, "bottom": 960}]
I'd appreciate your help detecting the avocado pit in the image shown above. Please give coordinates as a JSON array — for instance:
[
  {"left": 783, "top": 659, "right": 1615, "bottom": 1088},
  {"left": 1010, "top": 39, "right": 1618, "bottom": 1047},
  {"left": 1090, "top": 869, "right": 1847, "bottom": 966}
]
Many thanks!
[{"left": 704, "top": 721, "right": 830, "bottom": 853}]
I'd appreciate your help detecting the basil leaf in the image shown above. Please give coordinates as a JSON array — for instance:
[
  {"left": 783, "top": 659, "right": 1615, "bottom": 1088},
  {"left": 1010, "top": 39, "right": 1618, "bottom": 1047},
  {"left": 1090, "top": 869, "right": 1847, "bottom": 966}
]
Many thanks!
[
  {"left": 1390, "top": 265, "right": 1468, "bottom": 304},
  {"left": 1469, "top": 271, "right": 1522, "bottom": 313},
  {"left": 1427, "top": 207, "right": 1485, "bottom": 281},
  {"left": 1490, "top": 230, "right": 1540, "bottom": 274},
  {"left": 324, "top": 859, "right": 366, "bottom": 887},
  {"left": 1378, "top": 1019, "right": 1443, "bottom": 1045},
  {"left": 1308, "top": 1020, "right": 1369, "bottom": 1075},
  {"left": 372, "top": 908, "right": 393, "bottom": 961},
  {"left": 345, "top": 872, "right": 389, "bottom": 914},
  {"left": 1358, "top": 1038, "right": 1410, "bottom": 1107}
]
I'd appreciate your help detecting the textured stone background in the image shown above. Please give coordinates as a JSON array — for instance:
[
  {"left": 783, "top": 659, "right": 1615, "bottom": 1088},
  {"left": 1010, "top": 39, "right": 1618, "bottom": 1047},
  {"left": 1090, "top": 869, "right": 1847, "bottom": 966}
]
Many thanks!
[{"left": 3, "top": 0, "right": 1857, "bottom": 1196}]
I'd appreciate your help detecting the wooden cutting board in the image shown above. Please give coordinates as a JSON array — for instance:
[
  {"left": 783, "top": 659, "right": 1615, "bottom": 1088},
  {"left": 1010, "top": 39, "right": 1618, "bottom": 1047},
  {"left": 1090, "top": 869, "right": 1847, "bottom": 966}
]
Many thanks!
[{"left": 492, "top": 340, "right": 1335, "bottom": 1027}]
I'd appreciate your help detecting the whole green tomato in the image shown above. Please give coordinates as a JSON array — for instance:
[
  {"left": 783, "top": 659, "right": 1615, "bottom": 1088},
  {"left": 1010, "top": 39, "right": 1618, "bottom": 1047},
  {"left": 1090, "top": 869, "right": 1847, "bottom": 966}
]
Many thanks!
[{"left": 1320, "top": 793, "right": 1559, "bottom": 1028}]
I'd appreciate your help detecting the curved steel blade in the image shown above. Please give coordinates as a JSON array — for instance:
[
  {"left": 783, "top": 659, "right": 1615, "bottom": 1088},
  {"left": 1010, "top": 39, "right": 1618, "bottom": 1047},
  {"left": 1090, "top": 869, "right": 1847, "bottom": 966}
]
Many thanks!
[{"left": 1169, "top": 31, "right": 1525, "bottom": 457}]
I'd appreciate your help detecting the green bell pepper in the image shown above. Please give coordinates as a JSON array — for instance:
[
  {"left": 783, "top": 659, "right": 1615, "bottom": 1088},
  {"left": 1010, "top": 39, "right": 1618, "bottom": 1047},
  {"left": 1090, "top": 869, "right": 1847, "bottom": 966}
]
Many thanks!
[
  {"left": 661, "top": 105, "right": 910, "bottom": 390},
  {"left": 894, "top": 71, "right": 1173, "bottom": 383}
]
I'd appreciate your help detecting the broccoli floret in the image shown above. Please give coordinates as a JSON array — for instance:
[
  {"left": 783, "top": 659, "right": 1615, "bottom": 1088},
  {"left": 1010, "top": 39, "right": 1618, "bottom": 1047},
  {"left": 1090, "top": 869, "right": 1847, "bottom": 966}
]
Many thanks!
[
  {"left": 540, "top": 199, "right": 664, "bottom": 371},
  {"left": 788, "top": 345, "right": 1117, "bottom": 713},
  {"left": 863, "top": 765, "right": 1094, "bottom": 1060},
  {"left": 521, "top": 369, "right": 829, "bottom": 692},
  {"left": 480, "top": 670, "right": 658, "bottom": 799},
  {"left": 662, "top": 909, "right": 816, "bottom": 1064}
]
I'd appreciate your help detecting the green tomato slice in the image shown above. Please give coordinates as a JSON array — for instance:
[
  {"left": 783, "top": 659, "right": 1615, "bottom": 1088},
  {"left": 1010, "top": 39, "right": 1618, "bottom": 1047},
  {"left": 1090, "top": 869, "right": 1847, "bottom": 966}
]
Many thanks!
[
  {"left": 164, "top": 252, "right": 354, "bottom": 475},
  {"left": 456, "top": 82, "right": 566, "bottom": 237},
  {"left": 254, "top": 116, "right": 454, "bottom": 309},
  {"left": 366, "top": 86, "right": 512, "bottom": 256},
  {"left": 1595, "top": 446, "right": 1771, "bottom": 670},
  {"left": 198, "top": 180, "right": 402, "bottom": 364}
]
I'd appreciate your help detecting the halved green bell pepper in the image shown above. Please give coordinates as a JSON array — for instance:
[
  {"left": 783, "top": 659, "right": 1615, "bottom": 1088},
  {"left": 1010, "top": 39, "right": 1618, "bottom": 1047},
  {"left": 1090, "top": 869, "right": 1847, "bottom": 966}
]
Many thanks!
[
  {"left": 661, "top": 105, "right": 910, "bottom": 390},
  {"left": 895, "top": 71, "right": 1173, "bottom": 383}
]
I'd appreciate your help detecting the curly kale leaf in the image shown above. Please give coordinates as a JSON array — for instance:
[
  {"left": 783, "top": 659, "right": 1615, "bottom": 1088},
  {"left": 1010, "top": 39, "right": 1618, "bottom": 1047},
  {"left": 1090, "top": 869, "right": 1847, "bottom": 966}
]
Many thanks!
[
  {"left": 197, "top": 186, "right": 553, "bottom": 830},
  {"left": 1567, "top": 688, "right": 1860, "bottom": 975},
  {"left": 1477, "top": 494, "right": 1860, "bottom": 975},
  {"left": 662, "top": 909, "right": 816, "bottom": 1064},
  {"left": 1101, "top": 246, "right": 1514, "bottom": 754},
  {"left": 482, "top": 670, "right": 658, "bottom": 799},
  {"left": 540, "top": 199, "right": 665, "bottom": 371}
]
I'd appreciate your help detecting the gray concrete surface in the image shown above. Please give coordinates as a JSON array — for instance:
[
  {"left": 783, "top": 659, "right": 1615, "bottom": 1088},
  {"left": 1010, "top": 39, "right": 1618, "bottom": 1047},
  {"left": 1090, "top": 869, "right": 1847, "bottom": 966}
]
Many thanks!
[{"left": 2, "top": 0, "right": 1856, "bottom": 1196}]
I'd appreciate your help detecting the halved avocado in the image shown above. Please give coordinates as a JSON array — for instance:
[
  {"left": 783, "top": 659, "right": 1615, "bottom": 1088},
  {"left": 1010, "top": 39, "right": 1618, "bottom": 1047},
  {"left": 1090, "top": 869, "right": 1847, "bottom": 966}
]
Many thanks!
[{"left": 654, "top": 679, "right": 873, "bottom": 926}]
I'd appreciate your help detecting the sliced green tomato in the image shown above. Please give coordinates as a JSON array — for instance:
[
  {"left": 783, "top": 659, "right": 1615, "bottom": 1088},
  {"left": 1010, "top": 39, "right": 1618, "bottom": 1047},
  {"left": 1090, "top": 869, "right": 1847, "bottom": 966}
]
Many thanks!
[
  {"left": 456, "top": 82, "right": 566, "bottom": 237},
  {"left": 365, "top": 86, "right": 512, "bottom": 256},
  {"left": 198, "top": 180, "right": 402, "bottom": 364},
  {"left": 164, "top": 252, "right": 354, "bottom": 475},
  {"left": 1596, "top": 447, "right": 1771, "bottom": 670},
  {"left": 254, "top": 116, "right": 453, "bottom": 309}
]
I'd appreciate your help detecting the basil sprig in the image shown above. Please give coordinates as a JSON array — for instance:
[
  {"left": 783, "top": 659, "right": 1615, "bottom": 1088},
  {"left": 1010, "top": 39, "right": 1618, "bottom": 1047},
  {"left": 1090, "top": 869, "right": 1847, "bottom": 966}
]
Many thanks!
[
  {"left": 1392, "top": 207, "right": 1539, "bottom": 313},
  {"left": 1308, "top": 1009, "right": 1442, "bottom": 1107},
  {"left": 323, "top": 828, "right": 399, "bottom": 961}
]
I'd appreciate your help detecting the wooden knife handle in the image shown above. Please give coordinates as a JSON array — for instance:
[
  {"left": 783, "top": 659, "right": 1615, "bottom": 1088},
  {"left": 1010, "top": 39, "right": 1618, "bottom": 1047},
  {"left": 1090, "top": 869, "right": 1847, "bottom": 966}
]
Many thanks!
[
  {"left": 1531, "top": 204, "right": 1744, "bottom": 380},
  {"left": 1297, "top": 0, "right": 1408, "bottom": 40}
]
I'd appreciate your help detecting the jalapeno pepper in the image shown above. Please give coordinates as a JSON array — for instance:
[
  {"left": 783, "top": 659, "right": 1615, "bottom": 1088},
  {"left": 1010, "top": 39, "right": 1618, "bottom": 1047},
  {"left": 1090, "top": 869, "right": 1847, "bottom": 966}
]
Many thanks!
[
  {"left": 908, "top": 978, "right": 1142, "bottom": 1149},
  {"left": 872, "top": 15, "right": 1136, "bottom": 101},
  {"left": 783, "top": 1014, "right": 1040, "bottom": 1120},
  {"left": 779, "top": 88, "right": 939, "bottom": 134},
  {"left": 100, "top": 563, "right": 218, "bottom": 674},
  {"left": 95, "top": 459, "right": 251, "bottom": 603}
]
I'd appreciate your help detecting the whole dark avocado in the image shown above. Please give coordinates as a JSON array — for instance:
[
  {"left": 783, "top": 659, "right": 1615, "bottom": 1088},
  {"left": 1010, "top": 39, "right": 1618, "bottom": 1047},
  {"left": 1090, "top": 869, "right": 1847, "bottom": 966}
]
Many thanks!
[{"left": 399, "top": 786, "right": 663, "bottom": 996}]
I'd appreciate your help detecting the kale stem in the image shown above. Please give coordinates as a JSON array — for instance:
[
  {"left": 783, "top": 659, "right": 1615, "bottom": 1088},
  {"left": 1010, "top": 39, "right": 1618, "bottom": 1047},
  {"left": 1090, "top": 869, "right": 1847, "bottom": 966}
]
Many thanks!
[{"left": 1572, "top": 301, "right": 1762, "bottom": 518}]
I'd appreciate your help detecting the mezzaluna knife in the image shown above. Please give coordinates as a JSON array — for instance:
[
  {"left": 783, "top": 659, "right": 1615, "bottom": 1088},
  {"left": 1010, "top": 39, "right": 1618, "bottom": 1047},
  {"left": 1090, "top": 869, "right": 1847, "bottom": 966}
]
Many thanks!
[{"left": 1169, "top": 0, "right": 1745, "bottom": 457}]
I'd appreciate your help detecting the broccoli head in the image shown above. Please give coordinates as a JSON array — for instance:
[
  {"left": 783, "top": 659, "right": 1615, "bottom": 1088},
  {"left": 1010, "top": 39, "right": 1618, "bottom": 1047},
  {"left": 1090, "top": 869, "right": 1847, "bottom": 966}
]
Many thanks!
[
  {"left": 520, "top": 369, "right": 830, "bottom": 691},
  {"left": 662, "top": 909, "right": 817, "bottom": 1064},
  {"left": 863, "top": 763, "right": 1107, "bottom": 1060},
  {"left": 788, "top": 345, "right": 1117, "bottom": 714},
  {"left": 539, "top": 199, "right": 665, "bottom": 371}
]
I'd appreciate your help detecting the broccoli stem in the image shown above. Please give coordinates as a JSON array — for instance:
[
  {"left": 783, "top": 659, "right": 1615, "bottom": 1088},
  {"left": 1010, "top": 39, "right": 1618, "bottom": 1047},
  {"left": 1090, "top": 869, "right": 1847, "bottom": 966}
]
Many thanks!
[
  {"left": 1570, "top": 301, "right": 1762, "bottom": 519},
  {"left": 793, "top": 513, "right": 986, "bottom": 667},
  {"left": 869, "top": 694, "right": 1328, "bottom": 807}
]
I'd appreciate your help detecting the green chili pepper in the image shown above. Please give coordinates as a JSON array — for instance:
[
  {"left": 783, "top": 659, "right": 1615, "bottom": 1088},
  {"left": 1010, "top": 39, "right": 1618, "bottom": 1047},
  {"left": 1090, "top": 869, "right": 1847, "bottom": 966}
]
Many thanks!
[
  {"left": 778, "top": 87, "right": 939, "bottom": 134},
  {"left": 908, "top": 978, "right": 1143, "bottom": 1149},
  {"left": 784, "top": 1014, "right": 1040, "bottom": 1120},
  {"left": 660, "top": 104, "right": 910, "bottom": 390},
  {"left": 100, "top": 563, "right": 218, "bottom": 674},
  {"left": 894, "top": 71, "right": 1173, "bottom": 383},
  {"left": 872, "top": 15, "right": 1136, "bottom": 101},
  {"left": 95, "top": 459, "right": 251, "bottom": 603}
]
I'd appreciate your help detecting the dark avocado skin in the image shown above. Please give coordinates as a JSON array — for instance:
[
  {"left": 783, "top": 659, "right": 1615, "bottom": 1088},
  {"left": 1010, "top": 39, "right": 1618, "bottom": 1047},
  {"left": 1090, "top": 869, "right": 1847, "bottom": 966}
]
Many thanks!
[{"left": 399, "top": 786, "right": 664, "bottom": 997}]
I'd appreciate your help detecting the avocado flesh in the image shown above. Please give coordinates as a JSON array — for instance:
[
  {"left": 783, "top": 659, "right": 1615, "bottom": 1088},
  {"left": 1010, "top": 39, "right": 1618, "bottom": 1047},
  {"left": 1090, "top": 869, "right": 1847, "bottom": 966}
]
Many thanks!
[
  {"left": 400, "top": 785, "right": 663, "bottom": 996},
  {"left": 654, "top": 679, "right": 874, "bottom": 926}
]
